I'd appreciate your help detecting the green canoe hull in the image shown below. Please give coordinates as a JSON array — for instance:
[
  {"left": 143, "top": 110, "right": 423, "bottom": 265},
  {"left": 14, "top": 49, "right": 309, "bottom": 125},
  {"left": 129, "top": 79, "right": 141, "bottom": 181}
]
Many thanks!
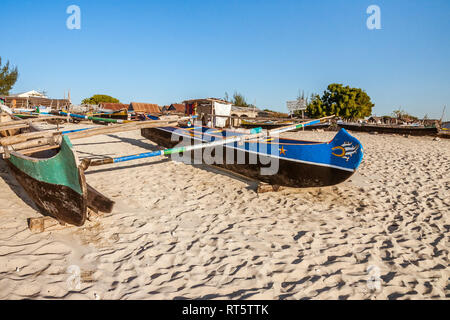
[{"left": 6, "top": 136, "right": 114, "bottom": 226}]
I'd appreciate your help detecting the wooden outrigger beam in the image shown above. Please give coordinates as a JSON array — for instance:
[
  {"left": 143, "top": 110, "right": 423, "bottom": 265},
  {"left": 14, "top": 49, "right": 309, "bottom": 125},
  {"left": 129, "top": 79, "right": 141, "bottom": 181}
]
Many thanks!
[
  {"left": 83, "top": 116, "right": 335, "bottom": 168},
  {"left": 0, "top": 120, "right": 179, "bottom": 155},
  {"left": 0, "top": 116, "right": 69, "bottom": 128}
]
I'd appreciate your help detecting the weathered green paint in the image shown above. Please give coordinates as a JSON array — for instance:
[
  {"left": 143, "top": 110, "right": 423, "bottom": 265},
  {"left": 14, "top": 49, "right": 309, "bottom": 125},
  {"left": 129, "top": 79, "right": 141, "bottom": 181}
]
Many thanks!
[
  {"left": 8, "top": 135, "right": 82, "bottom": 195},
  {"left": 163, "top": 147, "right": 186, "bottom": 155}
]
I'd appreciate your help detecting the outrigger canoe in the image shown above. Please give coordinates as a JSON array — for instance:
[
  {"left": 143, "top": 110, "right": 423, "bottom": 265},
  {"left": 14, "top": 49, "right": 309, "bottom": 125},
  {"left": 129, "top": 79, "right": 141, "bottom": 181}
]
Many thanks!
[
  {"left": 141, "top": 125, "right": 364, "bottom": 187},
  {"left": 0, "top": 108, "right": 114, "bottom": 226}
]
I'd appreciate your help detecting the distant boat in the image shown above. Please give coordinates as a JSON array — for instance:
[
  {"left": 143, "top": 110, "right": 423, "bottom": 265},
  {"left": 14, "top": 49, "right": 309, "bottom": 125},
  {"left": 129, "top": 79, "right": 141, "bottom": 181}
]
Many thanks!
[
  {"left": 92, "top": 108, "right": 128, "bottom": 120},
  {"left": 241, "top": 118, "right": 331, "bottom": 131},
  {"left": 338, "top": 122, "right": 438, "bottom": 136},
  {"left": 141, "top": 125, "right": 364, "bottom": 188},
  {"left": 438, "top": 122, "right": 450, "bottom": 138}
]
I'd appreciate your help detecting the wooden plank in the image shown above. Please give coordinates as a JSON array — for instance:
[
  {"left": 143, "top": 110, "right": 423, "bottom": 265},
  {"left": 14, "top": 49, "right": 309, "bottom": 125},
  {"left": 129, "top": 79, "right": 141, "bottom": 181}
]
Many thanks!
[
  {"left": 0, "top": 123, "right": 30, "bottom": 131},
  {"left": 0, "top": 116, "right": 68, "bottom": 127},
  {"left": 0, "top": 130, "right": 60, "bottom": 146},
  {"left": 19, "top": 144, "right": 60, "bottom": 155},
  {"left": 1, "top": 137, "right": 60, "bottom": 155}
]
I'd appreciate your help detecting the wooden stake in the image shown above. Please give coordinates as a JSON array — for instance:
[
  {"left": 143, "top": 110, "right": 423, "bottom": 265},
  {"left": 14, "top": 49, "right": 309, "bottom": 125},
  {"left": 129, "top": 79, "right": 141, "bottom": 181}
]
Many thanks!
[
  {"left": 28, "top": 216, "right": 66, "bottom": 233},
  {"left": 257, "top": 183, "right": 284, "bottom": 193}
]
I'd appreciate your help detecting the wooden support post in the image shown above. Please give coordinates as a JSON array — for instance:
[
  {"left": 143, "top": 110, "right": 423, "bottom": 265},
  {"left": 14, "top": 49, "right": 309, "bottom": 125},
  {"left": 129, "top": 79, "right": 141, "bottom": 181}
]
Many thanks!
[
  {"left": 28, "top": 209, "right": 104, "bottom": 233},
  {"left": 257, "top": 183, "right": 284, "bottom": 193},
  {"left": 28, "top": 216, "right": 66, "bottom": 233}
]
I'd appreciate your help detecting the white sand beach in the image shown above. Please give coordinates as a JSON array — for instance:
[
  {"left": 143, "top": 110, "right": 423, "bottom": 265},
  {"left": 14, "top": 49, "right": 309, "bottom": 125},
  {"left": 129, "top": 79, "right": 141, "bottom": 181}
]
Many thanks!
[{"left": 0, "top": 123, "right": 448, "bottom": 300}]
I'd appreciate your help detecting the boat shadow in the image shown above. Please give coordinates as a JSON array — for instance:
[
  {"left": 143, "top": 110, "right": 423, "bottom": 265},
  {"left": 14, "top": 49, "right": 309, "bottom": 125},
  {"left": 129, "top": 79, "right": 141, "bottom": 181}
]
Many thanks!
[
  {"left": 85, "top": 158, "right": 171, "bottom": 175},
  {"left": 0, "top": 161, "right": 41, "bottom": 213},
  {"left": 192, "top": 163, "right": 260, "bottom": 192},
  {"left": 106, "top": 134, "right": 162, "bottom": 150},
  {"left": 78, "top": 135, "right": 259, "bottom": 190}
]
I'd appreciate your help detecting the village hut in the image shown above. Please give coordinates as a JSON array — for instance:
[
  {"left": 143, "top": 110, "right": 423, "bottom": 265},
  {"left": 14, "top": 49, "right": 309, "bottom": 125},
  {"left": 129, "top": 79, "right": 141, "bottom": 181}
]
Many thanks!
[{"left": 183, "top": 98, "right": 232, "bottom": 127}]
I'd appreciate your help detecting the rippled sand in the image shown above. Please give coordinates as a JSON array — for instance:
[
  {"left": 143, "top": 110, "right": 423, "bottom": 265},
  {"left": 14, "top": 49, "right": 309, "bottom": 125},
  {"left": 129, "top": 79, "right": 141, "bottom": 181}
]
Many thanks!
[{"left": 0, "top": 123, "right": 448, "bottom": 300}]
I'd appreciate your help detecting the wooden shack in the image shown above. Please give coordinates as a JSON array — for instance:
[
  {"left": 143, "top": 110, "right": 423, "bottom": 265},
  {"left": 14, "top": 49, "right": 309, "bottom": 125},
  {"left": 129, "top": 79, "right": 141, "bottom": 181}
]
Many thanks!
[
  {"left": 0, "top": 96, "right": 71, "bottom": 109},
  {"left": 183, "top": 98, "right": 232, "bottom": 127}
]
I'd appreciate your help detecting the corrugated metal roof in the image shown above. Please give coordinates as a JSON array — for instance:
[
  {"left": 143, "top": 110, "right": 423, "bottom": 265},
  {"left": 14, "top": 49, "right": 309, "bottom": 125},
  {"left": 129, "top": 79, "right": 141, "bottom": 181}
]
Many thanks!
[
  {"left": 99, "top": 103, "right": 130, "bottom": 111},
  {"left": 183, "top": 98, "right": 232, "bottom": 105},
  {"left": 130, "top": 102, "right": 161, "bottom": 113},
  {"left": 169, "top": 104, "right": 185, "bottom": 113}
]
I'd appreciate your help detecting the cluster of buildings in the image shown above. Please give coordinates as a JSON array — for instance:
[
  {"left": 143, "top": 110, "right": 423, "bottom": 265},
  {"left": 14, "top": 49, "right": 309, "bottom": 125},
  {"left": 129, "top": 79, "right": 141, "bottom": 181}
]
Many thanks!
[
  {"left": 0, "top": 90, "right": 71, "bottom": 110},
  {"left": 96, "top": 98, "right": 262, "bottom": 127},
  {"left": 1, "top": 90, "right": 295, "bottom": 128},
  {"left": 367, "top": 115, "right": 441, "bottom": 127}
]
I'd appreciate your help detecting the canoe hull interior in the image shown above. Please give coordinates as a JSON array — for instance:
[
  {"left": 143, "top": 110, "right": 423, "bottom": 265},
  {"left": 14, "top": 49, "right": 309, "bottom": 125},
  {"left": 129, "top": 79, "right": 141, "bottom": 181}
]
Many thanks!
[
  {"left": 141, "top": 127, "right": 362, "bottom": 188},
  {"left": 4, "top": 135, "right": 114, "bottom": 226}
]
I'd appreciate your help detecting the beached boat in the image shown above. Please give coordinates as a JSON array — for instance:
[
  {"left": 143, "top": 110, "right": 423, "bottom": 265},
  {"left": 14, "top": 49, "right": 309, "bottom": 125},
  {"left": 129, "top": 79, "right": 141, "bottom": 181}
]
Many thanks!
[
  {"left": 438, "top": 122, "right": 450, "bottom": 139},
  {"left": 141, "top": 125, "right": 364, "bottom": 187},
  {"left": 241, "top": 118, "right": 332, "bottom": 131},
  {"left": 337, "top": 122, "right": 438, "bottom": 136},
  {"left": 92, "top": 108, "right": 129, "bottom": 120},
  {"left": 0, "top": 108, "right": 114, "bottom": 226}
]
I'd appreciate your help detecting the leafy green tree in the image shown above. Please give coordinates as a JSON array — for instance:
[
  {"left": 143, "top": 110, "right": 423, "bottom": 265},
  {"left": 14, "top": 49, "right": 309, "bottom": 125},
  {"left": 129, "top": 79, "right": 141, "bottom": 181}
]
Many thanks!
[
  {"left": 306, "top": 84, "right": 374, "bottom": 119},
  {"left": 81, "top": 94, "right": 120, "bottom": 105},
  {"left": 0, "top": 57, "right": 19, "bottom": 96}
]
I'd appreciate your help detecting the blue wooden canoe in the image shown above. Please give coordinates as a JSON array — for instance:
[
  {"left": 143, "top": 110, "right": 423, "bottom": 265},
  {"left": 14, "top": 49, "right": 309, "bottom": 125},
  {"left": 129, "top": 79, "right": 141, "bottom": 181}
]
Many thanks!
[{"left": 141, "top": 126, "right": 364, "bottom": 187}]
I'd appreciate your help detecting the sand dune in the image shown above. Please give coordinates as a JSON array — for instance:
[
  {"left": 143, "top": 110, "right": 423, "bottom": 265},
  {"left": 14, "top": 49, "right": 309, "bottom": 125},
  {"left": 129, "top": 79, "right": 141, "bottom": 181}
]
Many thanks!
[{"left": 0, "top": 123, "right": 448, "bottom": 300}]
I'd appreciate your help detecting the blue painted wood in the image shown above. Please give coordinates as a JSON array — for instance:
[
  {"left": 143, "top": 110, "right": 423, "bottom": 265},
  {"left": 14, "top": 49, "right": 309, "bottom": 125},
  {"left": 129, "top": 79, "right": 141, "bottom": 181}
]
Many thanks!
[{"left": 156, "top": 126, "right": 364, "bottom": 172}]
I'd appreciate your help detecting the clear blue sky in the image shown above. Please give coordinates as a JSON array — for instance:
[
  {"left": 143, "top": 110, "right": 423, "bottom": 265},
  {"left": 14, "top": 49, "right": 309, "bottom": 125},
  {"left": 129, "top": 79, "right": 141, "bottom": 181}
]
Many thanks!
[{"left": 1, "top": 0, "right": 449, "bottom": 120}]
